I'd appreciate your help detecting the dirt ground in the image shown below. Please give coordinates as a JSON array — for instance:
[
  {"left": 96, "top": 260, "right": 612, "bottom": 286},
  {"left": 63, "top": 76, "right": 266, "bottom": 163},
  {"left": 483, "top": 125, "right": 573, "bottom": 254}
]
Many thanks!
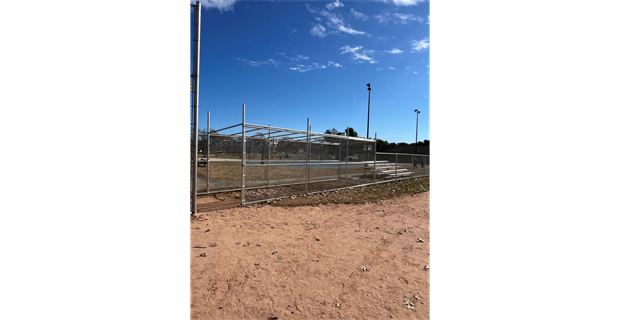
[{"left": 191, "top": 190, "right": 430, "bottom": 320}]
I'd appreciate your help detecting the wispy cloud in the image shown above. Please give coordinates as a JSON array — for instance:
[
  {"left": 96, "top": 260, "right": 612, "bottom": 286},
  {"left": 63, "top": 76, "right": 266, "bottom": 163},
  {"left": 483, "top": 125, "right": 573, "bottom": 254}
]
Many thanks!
[
  {"left": 374, "top": 12, "right": 425, "bottom": 25},
  {"left": 276, "top": 52, "right": 311, "bottom": 62},
  {"left": 305, "top": 3, "right": 317, "bottom": 14},
  {"left": 325, "top": 0, "right": 344, "bottom": 10},
  {"left": 306, "top": 4, "right": 368, "bottom": 37},
  {"left": 289, "top": 62, "right": 332, "bottom": 73},
  {"left": 388, "top": 67, "right": 396, "bottom": 70},
  {"left": 292, "top": 55, "right": 310, "bottom": 62},
  {"left": 350, "top": 9, "right": 368, "bottom": 20},
  {"left": 338, "top": 25, "right": 366, "bottom": 35},
  {"left": 236, "top": 58, "right": 279, "bottom": 67},
  {"left": 340, "top": 45, "right": 377, "bottom": 64},
  {"left": 341, "top": 46, "right": 363, "bottom": 54},
  {"left": 286, "top": 26, "right": 297, "bottom": 33},
  {"left": 368, "top": 0, "right": 426, "bottom": 5},
  {"left": 386, "top": 48, "right": 403, "bottom": 54},
  {"left": 392, "top": 0, "right": 426, "bottom": 6},
  {"left": 310, "top": 24, "right": 327, "bottom": 38},
  {"left": 271, "top": 52, "right": 341, "bottom": 73},
  {"left": 411, "top": 38, "right": 430, "bottom": 52},
  {"left": 193, "top": 0, "right": 237, "bottom": 12}
]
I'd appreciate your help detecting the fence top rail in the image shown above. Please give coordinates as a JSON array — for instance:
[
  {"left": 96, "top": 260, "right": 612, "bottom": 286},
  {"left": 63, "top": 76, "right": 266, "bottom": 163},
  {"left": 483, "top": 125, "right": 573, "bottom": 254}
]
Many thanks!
[
  {"left": 244, "top": 123, "right": 376, "bottom": 142},
  {"left": 376, "top": 152, "right": 430, "bottom": 156}
]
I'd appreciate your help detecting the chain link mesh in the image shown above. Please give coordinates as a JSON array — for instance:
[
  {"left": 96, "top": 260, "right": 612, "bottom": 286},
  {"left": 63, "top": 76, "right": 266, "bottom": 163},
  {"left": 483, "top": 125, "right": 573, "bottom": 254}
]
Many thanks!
[{"left": 199, "top": 123, "right": 429, "bottom": 205}]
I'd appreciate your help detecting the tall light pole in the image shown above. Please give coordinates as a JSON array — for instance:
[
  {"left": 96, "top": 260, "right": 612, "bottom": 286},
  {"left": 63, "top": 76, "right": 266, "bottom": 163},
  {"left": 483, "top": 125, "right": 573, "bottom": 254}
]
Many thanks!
[
  {"left": 366, "top": 83, "right": 371, "bottom": 139},
  {"left": 414, "top": 109, "right": 420, "bottom": 154}
]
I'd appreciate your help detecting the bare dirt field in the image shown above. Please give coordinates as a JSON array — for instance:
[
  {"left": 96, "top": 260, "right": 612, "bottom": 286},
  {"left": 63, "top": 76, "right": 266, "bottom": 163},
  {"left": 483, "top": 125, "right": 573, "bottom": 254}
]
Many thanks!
[{"left": 191, "top": 188, "right": 430, "bottom": 320}]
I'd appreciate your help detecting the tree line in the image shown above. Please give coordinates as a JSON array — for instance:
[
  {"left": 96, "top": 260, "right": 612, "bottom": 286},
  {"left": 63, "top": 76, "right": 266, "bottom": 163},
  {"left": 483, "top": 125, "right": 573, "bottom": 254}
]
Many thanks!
[{"left": 324, "top": 127, "right": 429, "bottom": 152}]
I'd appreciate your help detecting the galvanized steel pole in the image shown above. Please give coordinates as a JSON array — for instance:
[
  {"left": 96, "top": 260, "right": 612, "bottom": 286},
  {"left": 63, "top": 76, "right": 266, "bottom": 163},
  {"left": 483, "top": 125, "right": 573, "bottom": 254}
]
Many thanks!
[
  {"left": 373, "top": 132, "right": 377, "bottom": 183},
  {"left": 267, "top": 125, "right": 271, "bottom": 188},
  {"left": 345, "top": 135, "right": 349, "bottom": 187},
  {"left": 192, "top": 1, "right": 202, "bottom": 214},
  {"left": 241, "top": 104, "right": 246, "bottom": 206},
  {"left": 207, "top": 110, "right": 210, "bottom": 194},
  {"left": 306, "top": 118, "right": 310, "bottom": 194}
]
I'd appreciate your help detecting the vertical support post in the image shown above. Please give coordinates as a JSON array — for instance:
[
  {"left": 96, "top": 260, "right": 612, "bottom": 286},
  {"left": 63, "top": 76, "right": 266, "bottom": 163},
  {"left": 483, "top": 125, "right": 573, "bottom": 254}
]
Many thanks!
[
  {"left": 412, "top": 152, "right": 415, "bottom": 177},
  {"left": 395, "top": 154, "right": 398, "bottom": 180},
  {"left": 207, "top": 110, "right": 210, "bottom": 194},
  {"left": 241, "top": 104, "right": 246, "bottom": 206},
  {"left": 345, "top": 135, "right": 349, "bottom": 187},
  {"left": 373, "top": 133, "right": 377, "bottom": 184},
  {"left": 190, "top": 1, "right": 201, "bottom": 215},
  {"left": 338, "top": 142, "right": 341, "bottom": 180},
  {"left": 306, "top": 118, "right": 312, "bottom": 194},
  {"left": 267, "top": 125, "right": 271, "bottom": 188}
]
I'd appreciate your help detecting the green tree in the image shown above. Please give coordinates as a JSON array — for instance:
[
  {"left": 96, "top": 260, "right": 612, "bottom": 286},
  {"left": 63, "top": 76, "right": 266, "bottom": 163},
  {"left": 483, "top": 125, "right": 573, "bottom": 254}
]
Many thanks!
[
  {"left": 375, "top": 139, "right": 390, "bottom": 152},
  {"left": 344, "top": 127, "right": 358, "bottom": 137}
]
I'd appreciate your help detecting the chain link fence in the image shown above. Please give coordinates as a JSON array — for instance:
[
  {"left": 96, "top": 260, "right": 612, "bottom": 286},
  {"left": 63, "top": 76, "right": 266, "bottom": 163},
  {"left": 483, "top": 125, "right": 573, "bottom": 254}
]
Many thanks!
[{"left": 194, "top": 109, "right": 430, "bottom": 207}]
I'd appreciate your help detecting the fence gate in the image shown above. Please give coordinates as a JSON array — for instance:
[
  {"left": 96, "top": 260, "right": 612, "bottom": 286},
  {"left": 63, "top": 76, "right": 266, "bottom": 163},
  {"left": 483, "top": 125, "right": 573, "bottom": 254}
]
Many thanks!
[{"left": 189, "top": 2, "right": 200, "bottom": 215}]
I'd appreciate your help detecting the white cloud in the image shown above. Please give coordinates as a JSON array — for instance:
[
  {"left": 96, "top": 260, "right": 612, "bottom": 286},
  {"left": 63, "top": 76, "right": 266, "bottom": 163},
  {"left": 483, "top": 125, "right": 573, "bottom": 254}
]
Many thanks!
[
  {"left": 236, "top": 58, "right": 279, "bottom": 67},
  {"left": 325, "top": 0, "right": 344, "bottom": 10},
  {"left": 289, "top": 63, "right": 329, "bottom": 73},
  {"left": 306, "top": 5, "right": 368, "bottom": 37},
  {"left": 374, "top": 12, "right": 425, "bottom": 25},
  {"left": 369, "top": 0, "right": 426, "bottom": 4},
  {"left": 338, "top": 25, "right": 366, "bottom": 35},
  {"left": 341, "top": 45, "right": 377, "bottom": 63},
  {"left": 286, "top": 26, "right": 297, "bottom": 33},
  {"left": 350, "top": 9, "right": 367, "bottom": 20},
  {"left": 388, "top": 67, "right": 396, "bottom": 70},
  {"left": 341, "top": 46, "right": 362, "bottom": 54},
  {"left": 411, "top": 38, "right": 430, "bottom": 52},
  {"left": 393, "top": 0, "right": 425, "bottom": 6},
  {"left": 193, "top": 0, "right": 237, "bottom": 12},
  {"left": 310, "top": 24, "right": 327, "bottom": 38},
  {"left": 377, "top": 68, "right": 384, "bottom": 71},
  {"left": 319, "top": 10, "right": 344, "bottom": 27},
  {"left": 328, "top": 61, "right": 343, "bottom": 68},
  {"left": 293, "top": 55, "right": 309, "bottom": 61},
  {"left": 373, "top": 13, "right": 391, "bottom": 25},
  {"left": 394, "top": 13, "right": 424, "bottom": 24},
  {"left": 414, "top": 71, "right": 418, "bottom": 74},
  {"left": 386, "top": 48, "right": 403, "bottom": 54},
  {"left": 305, "top": 3, "right": 317, "bottom": 13}
]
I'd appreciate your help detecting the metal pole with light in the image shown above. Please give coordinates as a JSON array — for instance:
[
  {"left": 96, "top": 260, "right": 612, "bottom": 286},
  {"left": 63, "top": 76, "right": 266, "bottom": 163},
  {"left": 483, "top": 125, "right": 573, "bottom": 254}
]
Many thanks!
[
  {"left": 414, "top": 109, "right": 420, "bottom": 155},
  {"left": 366, "top": 83, "right": 371, "bottom": 139}
]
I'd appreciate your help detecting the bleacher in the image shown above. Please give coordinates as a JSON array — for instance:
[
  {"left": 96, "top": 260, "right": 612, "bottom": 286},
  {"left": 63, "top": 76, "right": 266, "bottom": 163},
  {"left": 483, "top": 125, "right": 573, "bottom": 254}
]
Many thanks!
[{"left": 366, "top": 161, "right": 413, "bottom": 179}]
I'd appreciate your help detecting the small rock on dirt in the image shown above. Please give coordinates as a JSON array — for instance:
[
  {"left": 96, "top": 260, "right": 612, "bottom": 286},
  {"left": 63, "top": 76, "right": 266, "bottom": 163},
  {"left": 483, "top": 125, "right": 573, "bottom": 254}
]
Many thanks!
[
  {"left": 417, "top": 238, "right": 424, "bottom": 243},
  {"left": 424, "top": 265, "right": 430, "bottom": 270}
]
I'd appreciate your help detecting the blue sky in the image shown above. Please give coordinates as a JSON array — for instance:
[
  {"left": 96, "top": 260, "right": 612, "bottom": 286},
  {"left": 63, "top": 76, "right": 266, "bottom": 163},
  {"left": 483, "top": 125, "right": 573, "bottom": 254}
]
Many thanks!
[{"left": 193, "top": 0, "right": 429, "bottom": 143}]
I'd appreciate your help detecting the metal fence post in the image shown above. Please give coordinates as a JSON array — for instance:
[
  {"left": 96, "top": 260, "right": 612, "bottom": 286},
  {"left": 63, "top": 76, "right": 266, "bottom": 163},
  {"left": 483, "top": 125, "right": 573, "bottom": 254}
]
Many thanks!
[
  {"left": 338, "top": 142, "right": 341, "bottom": 180},
  {"left": 373, "top": 133, "right": 377, "bottom": 183},
  {"left": 241, "top": 104, "right": 246, "bottom": 206},
  {"left": 345, "top": 136, "right": 349, "bottom": 187},
  {"left": 207, "top": 110, "right": 210, "bottom": 194},
  {"left": 395, "top": 153, "right": 398, "bottom": 180},
  {"left": 306, "top": 118, "right": 310, "bottom": 194},
  {"left": 412, "top": 153, "right": 415, "bottom": 177},
  {"left": 190, "top": 1, "right": 201, "bottom": 214},
  {"left": 267, "top": 125, "right": 271, "bottom": 188}
]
